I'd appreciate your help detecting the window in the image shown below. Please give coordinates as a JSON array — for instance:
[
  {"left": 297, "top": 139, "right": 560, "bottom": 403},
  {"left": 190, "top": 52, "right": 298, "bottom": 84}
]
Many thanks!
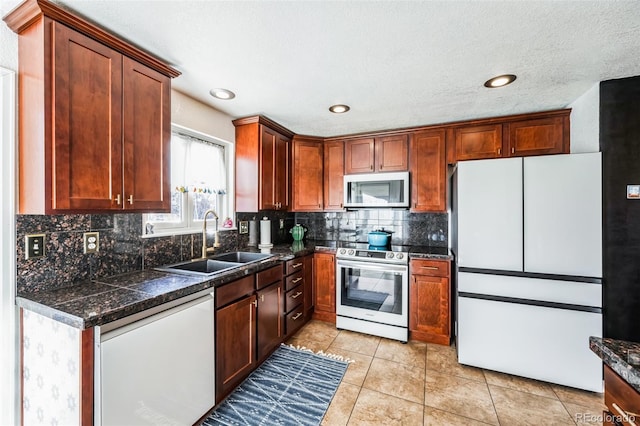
[{"left": 144, "top": 125, "right": 233, "bottom": 235}]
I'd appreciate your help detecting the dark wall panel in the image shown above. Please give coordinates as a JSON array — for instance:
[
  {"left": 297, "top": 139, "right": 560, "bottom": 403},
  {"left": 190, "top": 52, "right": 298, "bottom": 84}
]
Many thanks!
[{"left": 601, "top": 75, "right": 640, "bottom": 341}]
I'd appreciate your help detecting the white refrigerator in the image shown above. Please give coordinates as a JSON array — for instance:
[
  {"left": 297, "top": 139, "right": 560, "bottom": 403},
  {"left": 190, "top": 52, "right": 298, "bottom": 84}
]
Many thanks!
[{"left": 454, "top": 153, "right": 603, "bottom": 392}]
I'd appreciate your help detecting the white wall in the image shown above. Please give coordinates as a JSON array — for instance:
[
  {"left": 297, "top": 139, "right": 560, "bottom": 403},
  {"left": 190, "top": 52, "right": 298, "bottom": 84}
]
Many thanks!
[
  {"left": 0, "top": 0, "right": 20, "bottom": 72},
  {"left": 569, "top": 82, "right": 600, "bottom": 153}
]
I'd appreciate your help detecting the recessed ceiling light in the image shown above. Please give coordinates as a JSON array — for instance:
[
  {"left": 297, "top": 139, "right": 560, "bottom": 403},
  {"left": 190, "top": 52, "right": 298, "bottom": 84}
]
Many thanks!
[
  {"left": 209, "top": 88, "right": 236, "bottom": 100},
  {"left": 329, "top": 104, "right": 350, "bottom": 113},
  {"left": 484, "top": 74, "right": 517, "bottom": 88}
]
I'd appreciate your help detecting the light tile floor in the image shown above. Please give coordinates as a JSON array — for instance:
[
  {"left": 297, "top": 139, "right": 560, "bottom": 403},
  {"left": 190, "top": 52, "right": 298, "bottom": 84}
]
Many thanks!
[{"left": 287, "top": 320, "right": 606, "bottom": 426}]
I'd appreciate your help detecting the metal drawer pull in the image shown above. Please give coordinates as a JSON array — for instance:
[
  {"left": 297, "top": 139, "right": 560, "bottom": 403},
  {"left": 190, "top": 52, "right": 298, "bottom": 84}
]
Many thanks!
[
  {"left": 291, "top": 291, "right": 303, "bottom": 299},
  {"left": 115, "top": 194, "right": 121, "bottom": 205},
  {"left": 612, "top": 403, "right": 638, "bottom": 426},
  {"left": 291, "top": 277, "right": 303, "bottom": 284},
  {"left": 291, "top": 263, "right": 303, "bottom": 269},
  {"left": 292, "top": 312, "right": 303, "bottom": 320},
  {"left": 420, "top": 266, "right": 439, "bottom": 270},
  {"left": 128, "top": 195, "right": 134, "bottom": 204}
]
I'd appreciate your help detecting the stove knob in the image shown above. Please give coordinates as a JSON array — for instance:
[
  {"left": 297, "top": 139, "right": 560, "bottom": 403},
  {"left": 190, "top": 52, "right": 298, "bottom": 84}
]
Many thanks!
[
  {"left": 396, "top": 253, "right": 404, "bottom": 260},
  {"left": 347, "top": 249, "right": 355, "bottom": 256},
  {"left": 386, "top": 252, "right": 395, "bottom": 259},
  {"left": 339, "top": 249, "right": 346, "bottom": 255}
]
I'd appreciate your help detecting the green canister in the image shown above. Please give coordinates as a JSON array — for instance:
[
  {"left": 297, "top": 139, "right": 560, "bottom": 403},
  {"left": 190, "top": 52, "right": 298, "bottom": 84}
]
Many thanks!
[{"left": 290, "top": 224, "right": 306, "bottom": 241}]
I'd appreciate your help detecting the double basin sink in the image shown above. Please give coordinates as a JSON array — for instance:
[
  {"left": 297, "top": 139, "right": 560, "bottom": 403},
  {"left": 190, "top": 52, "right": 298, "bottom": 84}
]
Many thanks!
[{"left": 156, "top": 251, "right": 274, "bottom": 277}]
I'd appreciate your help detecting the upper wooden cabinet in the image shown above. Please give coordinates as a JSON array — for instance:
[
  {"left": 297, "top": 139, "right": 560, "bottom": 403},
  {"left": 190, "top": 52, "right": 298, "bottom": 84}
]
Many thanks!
[
  {"left": 4, "top": 0, "right": 179, "bottom": 214},
  {"left": 453, "top": 110, "right": 570, "bottom": 162},
  {"left": 291, "top": 136, "right": 323, "bottom": 212},
  {"left": 345, "top": 134, "right": 408, "bottom": 174},
  {"left": 234, "top": 116, "right": 294, "bottom": 212},
  {"left": 410, "top": 130, "right": 446, "bottom": 212},
  {"left": 324, "top": 140, "right": 345, "bottom": 211},
  {"left": 454, "top": 124, "right": 503, "bottom": 161}
]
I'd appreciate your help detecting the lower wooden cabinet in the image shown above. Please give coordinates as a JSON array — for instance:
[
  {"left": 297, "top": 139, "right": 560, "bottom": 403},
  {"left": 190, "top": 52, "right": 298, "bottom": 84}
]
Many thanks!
[
  {"left": 604, "top": 365, "right": 640, "bottom": 426},
  {"left": 303, "top": 254, "right": 315, "bottom": 317},
  {"left": 409, "top": 258, "right": 451, "bottom": 345},
  {"left": 313, "top": 252, "right": 336, "bottom": 323},
  {"left": 256, "top": 280, "right": 283, "bottom": 361},
  {"left": 215, "top": 291, "right": 256, "bottom": 402}
]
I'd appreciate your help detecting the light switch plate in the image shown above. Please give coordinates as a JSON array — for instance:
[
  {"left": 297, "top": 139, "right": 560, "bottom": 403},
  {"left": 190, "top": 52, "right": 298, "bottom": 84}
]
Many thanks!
[
  {"left": 25, "top": 234, "right": 46, "bottom": 259},
  {"left": 239, "top": 221, "right": 249, "bottom": 234},
  {"left": 84, "top": 232, "right": 99, "bottom": 254},
  {"left": 279, "top": 219, "right": 284, "bottom": 229}
]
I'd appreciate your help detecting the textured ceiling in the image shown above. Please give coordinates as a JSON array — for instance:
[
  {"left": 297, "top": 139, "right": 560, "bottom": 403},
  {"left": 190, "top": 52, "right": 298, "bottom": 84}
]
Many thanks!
[{"left": 38, "top": 1, "right": 640, "bottom": 136}]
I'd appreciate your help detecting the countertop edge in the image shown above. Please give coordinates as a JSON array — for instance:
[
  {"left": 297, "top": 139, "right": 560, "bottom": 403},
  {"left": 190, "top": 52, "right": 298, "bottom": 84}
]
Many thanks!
[{"left": 590, "top": 336, "right": 640, "bottom": 393}]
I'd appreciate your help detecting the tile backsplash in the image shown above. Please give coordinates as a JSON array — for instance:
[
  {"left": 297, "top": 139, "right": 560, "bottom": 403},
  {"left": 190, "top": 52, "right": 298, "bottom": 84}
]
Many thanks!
[{"left": 16, "top": 209, "right": 447, "bottom": 294}]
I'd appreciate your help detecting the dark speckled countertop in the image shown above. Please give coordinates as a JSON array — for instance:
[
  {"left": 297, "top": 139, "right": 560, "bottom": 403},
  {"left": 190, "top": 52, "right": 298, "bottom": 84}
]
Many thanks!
[
  {"left": 590, "top": 336, "right": 640, "bottom": 393},
  {"left": 16, "top": 240, "right": 451, "bottom": 329}
]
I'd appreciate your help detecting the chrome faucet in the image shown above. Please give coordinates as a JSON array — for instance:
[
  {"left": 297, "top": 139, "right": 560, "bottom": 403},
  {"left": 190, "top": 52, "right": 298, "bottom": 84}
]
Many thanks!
[{"left": 201, "top": 209, "right": 220, "bottom": 258}]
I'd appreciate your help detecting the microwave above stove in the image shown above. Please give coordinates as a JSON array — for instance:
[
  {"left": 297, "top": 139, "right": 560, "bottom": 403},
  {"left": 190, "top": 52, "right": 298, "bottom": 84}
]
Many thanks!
[{"left": 343, "top": 171, "right": 410, "bottom": 208}]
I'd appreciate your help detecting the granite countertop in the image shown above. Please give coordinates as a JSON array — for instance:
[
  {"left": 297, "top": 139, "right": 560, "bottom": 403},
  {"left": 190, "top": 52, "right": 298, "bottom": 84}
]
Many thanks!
[
  {"left": 590, "top": 336, "right": 640, "bottom": 393},
  {"left": 17, "top": 242, "right": 316, "bottom": 329},
  {"left": 16, "top": 239, "right": 451, "bottom": 330}
]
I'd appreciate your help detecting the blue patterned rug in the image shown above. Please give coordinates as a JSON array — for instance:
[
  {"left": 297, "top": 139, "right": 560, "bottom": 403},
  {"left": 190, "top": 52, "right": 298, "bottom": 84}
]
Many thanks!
[{"left": 203, "top": 344, "right": 349, "bottom": 426}]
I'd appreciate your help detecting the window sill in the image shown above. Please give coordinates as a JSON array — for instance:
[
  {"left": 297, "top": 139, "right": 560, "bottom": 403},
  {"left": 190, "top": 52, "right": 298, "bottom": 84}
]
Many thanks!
[{"left": 141, "top": 227, "right": 238, "bottom": 239}]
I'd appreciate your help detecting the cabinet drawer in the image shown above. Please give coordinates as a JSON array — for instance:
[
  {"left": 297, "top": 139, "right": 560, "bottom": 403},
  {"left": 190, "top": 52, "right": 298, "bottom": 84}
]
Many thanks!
[
  {"left": 285, "top": 258, "right": 305, "bottom": 275},
  {"left": 215, "top": 275, "right": 255, "bottom": 308},
  {"left": 285, "top": 307, "right": 305, "bottom": 334},
  {"left": 285, "top": 270, "right": 304, "bottom": 291},
  {"left": 285, "top": 285, "right": 304, "bottom": 312},
  {"left": 256, "top": 265, "right": 283, "bottom": 290},
  {"left": 604, "top": 365, "right": 640, "bottom": 426},
  {"left": 410, "top": 259, "right": 450, "bottom": 277}
]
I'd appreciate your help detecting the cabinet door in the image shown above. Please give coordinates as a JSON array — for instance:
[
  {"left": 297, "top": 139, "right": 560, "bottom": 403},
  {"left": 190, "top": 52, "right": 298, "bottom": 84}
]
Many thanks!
[
  {"left": 409, "top": 274, "right": 450, "bottom": 344},
  {"left": 455, "top": 124, "right": 503, "bottom": 161},
  {"left": 275, "top": 133, "right": 290, "bottom": 210},
  {"left": 410, "top": 130, "right": 446, "bottom": 212},
  {"left": 313, "top": 253, "right": 336, "bottom": 316},
  {"left": 52, "top": 23, "right": 123, "bottom": 211},
  {"left": 122, "top": 57, "right": 171, "bottom": 211},
  {"left": 324, "top": 141, "right": 345, "bottom": 210},
  {"left": 259, "top": 126, "right": 277, "bottom": 210},
  {"left": 345, "top": 138, "right": 375, "bottom": 174},
  {"left": 303, "top": 254, "right": 314, "bottom": 317},
  {"left": 506, "top": 116, "right": 566, "bottom": 157},
  {"left": 256, "top": 281, "right": 283, "bottom": 361},
  {"left": 292, "top": 139, "right": 323, "bottom": 211},
  {"left": 215, "top": 294, "right": 256, "bottom": 402},
  {"left": 376, "top": 134, "right": 408, "bottom": 172}
]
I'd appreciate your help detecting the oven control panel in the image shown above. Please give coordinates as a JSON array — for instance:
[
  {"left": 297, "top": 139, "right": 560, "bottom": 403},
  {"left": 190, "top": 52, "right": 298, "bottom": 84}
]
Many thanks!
[{"left": 337, "top": 248, "right": 408, "bottom": 264}]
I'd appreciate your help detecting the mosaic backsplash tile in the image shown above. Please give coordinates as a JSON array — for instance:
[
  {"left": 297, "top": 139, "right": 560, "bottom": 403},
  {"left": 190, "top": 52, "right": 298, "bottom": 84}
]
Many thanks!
[{"left": 16, "top": 210, "right": 448, "bottom": 294}]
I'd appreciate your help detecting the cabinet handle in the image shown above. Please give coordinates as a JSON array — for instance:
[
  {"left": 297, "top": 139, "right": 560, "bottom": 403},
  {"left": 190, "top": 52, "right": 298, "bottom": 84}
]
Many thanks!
[
  {"left": 128, "top": 195, "right": 133, "bottom": 205},
  {"left": 380, "top": 164, "right": 383, "bottom": 170},
  {"left": 612, "top": 403, "right": 638, "bottom": 426},
  {"left": 511, "top": 147, "right": 515, "bottom": 154},
  {"left": 292, "top": 278, "right": 303, "bottom": 285},
  {"left": 292, "top": 312, "right": 303, "bottom": 320},
  {"left": 115, "top": 194, "right": 121, "bottom": 205},
  {"left": 251, "top": 299, "right": 258, "bottom": 307},
  {"left": 340, "top": 203, "right": 343, "bottom": 208},
  {"left": 318, "top": 204, "right": 321, "bottom": 208},
  {"left": 370, "top": 164, "right": 373, "bottom": 170},
  {"left": 497, "top": 148, "right": 501, "bottom": 155},
  {"left": 291, "top": 291, "right": 303, "bottom": 299},
  {"left": 420, "top": 266, "right": 439, "bottom": 270},
  {"left": 292, "top": 263, "right": 303, "bottom": 269},
  {"left": 260, "top": 294, "right": 264, "bottom": 302}
]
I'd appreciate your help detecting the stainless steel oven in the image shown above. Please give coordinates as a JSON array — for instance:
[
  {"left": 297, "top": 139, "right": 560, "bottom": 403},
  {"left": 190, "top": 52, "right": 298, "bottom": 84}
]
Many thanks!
[{"left": 336, "top": 246, "right": 409, "bottom": 342}]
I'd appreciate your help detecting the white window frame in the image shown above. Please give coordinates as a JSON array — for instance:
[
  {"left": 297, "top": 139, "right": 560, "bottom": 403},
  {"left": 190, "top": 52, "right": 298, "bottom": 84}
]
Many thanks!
[{"left": 143, "top": 124, "right": 235, "bottom": 237}]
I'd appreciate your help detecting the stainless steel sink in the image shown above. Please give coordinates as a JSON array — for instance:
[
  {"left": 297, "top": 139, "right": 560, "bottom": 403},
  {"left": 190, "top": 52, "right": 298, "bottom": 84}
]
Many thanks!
[
  {"left": 155, "top": 252, "right": 274, "bottom": 277},
  {"left": 211, "top": 251, "right": 274, "bottom": 264},
  {"left": 156, "top": 259, "right": 242, "bottom": 276}
]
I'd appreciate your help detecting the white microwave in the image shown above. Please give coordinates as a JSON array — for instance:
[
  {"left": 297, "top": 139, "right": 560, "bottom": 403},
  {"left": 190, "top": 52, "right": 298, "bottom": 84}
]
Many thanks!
[{"left": 343, "top": 171, "right": 410, "bottom": 208}]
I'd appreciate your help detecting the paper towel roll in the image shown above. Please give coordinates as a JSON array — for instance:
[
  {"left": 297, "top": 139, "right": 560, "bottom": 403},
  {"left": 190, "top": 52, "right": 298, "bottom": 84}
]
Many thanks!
[
  {"left": 248, "top": 220, "right": 257, "bottom": 246},
  {"left": 260, "top": 217, "right": 271, "bottom": 246}
]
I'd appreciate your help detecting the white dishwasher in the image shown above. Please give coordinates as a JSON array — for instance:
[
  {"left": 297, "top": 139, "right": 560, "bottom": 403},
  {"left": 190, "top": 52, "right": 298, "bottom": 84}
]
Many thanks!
[{"left": 96, "top": 294, "right": 215, "bottom": 426}]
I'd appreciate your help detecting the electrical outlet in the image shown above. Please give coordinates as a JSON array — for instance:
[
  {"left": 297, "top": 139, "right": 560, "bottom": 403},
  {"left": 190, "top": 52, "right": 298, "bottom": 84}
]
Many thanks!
[
  {"left": 84, "top": 232, "right": 99, "bottom": 254},
  {"left": 239, "top": 221, "right": 249, "bottom": 234},
  {"left": 25, "top": 234, "right": 46, "bottom": 259},
  {"left": 279, "top": 219, "right": 284, "bottom": 229}
]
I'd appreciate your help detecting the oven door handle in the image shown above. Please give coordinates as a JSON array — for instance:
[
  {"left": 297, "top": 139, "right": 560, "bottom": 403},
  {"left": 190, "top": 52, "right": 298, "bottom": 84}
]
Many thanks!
[{"left": 337, "top": 260, "right": 408, "bottom": 274}]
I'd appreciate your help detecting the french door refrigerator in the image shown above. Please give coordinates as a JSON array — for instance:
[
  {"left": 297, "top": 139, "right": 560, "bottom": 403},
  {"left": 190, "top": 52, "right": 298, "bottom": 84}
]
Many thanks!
[{"left": 454, "top": 152, "right": 603, "bottom": 392}]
